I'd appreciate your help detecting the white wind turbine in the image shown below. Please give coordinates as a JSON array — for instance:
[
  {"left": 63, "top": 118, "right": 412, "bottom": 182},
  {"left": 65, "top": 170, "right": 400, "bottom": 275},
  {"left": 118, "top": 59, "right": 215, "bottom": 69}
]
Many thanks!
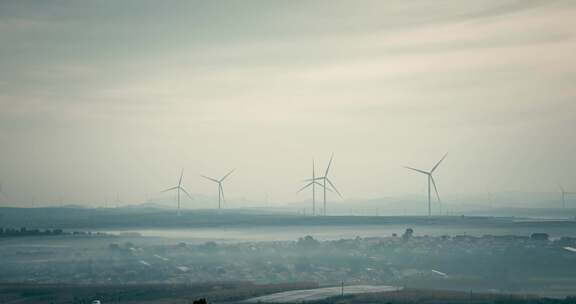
[
  {"left": 114, "top": 192, "right": 122, "bottom": 208},
  {"left": 559, "top": 185, "right": 567, "bottom": 209},
  {"left": 405, "top": 153, "right": 447, "bottom": 216},
  {"left": 487, "top": 191, "right": 496, "bottom": 209},
  {"left": 558, "top": 185, "right": 576, "bottom": 209},
  {"left": 201, "top": 169, "right": 235, "bottom": 209},
  {"left": 313, "top": 154, "right": 342, "bottom": 216},
  {"left": 161, "top": 169, "right": 192, "bottom": 215},
  {"left": 298, "top": 159, "right": 329, "bottom": 216}
]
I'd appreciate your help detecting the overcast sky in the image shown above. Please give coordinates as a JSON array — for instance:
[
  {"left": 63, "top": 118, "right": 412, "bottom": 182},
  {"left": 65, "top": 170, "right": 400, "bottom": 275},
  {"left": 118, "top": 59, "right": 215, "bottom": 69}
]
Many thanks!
[{"left": 1, "top": 0, "right": 575, "bottom": 206}]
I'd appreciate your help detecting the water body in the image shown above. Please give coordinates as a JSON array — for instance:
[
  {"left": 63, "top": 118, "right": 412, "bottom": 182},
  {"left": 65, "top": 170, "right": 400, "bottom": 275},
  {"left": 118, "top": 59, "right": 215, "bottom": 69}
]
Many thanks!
[{"left": 101, "top": 222, "right": 576, "bottom": 243}]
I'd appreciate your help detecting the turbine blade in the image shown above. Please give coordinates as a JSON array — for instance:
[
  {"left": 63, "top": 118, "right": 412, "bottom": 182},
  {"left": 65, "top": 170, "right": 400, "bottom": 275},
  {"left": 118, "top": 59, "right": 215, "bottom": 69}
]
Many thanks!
[
  {"left": 326, "top": 177, "right": 342, "bottom": 198},
  {"left": 297, "top": 182, "right": 314, "bottom": 193},
  {"left": 178, "top": 169, "right": 184, "bottom": 186},
  {"left": 161, "top": 186, "right": 179, "bottom": 193},
  {"left": 201, "top": 175, "right": 219, "bottom": 183},
  {"left": 220, "top": 168, "right": 235, "bottom": 182},
  {"left": 180, "top": 187, "right": 193, "bottom": 200},
  {"left": 324, "top": 153, "right": 334, "bottom": 177},
  {"left": 404, "top": 166, "right": 430, "bottom": 175},
  {"left": 430, "top": 176, "right": 441, "bottom": 203},
  {"left": 431, "top": 153, "right": 448, "bottom": 173},
  {"left": 303, "top": 177, "right": 324, "bottom": 182}
]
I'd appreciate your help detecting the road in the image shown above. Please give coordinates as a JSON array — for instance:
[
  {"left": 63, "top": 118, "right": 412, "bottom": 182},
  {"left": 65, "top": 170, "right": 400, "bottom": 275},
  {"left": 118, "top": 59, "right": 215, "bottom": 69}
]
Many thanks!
[{"left": 243, "top": 285, "right": 402, "bottom": 303}]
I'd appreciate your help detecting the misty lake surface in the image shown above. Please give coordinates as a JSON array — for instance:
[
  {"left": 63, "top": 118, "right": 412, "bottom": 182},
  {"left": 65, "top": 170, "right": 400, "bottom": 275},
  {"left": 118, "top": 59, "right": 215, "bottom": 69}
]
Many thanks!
[{"left": 101, "top": 223, "right": 576, "bottom": 243}]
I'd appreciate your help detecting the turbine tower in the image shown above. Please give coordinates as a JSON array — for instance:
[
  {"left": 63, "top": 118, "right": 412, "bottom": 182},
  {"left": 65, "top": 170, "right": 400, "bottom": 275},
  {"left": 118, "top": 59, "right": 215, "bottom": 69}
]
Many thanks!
[
  {"left": 161, "top": 169, "right": 193, "bottom": 215},
  {"left": 559, "top": 185, "right": 567, "bottom": 209},
  {"left": 315, "top": 154, "right": 342, "bottom": 216},
  {"left": 201, "top": 169, "right": 235, "bottom": 209},
  {"left": 298, "top": 159, "right": 328, "bottom": 216},
  {"left": 405, "top": 153, "right": 447, "bottom": 216}
]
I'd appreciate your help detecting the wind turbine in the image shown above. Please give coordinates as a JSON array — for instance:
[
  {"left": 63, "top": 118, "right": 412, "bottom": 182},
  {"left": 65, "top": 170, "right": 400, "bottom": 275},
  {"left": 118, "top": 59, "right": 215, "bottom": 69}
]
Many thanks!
[
  {"left": 114, "top": 192, "right": 122, "bottom": 208},
  {"left": 559, "top": 185, "right": 567, "bottom": 209},
  {"left": 314, "top": 154, "right": 342, "bottom": 216},
  {"left": 558, "top": 185, "right": 576, "bottom": 209},
  {"left": 161, "top": 169, "right": 192, "bottom": 215},
  {"left": 487, "top": 191, "right": 495, "bottom": 209},
  {"left": 405, "top": 153, "right": 447, "bottom": 216},
  {"left": 201, "top": 169, "right": 235, "bottom": 209},
  {"left": 298, "top": 159, "right": 328, "bottom": 216}
]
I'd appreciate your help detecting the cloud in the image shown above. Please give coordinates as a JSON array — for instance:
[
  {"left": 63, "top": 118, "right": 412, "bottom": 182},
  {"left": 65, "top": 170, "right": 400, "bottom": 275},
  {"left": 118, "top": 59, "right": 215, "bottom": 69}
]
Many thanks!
[{"left": 1, "top": 1, "right": 576, "bottom": 202}]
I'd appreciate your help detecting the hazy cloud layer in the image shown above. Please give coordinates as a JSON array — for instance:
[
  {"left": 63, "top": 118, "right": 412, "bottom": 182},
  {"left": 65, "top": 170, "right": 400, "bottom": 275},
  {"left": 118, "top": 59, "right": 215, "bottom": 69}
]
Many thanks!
[{"left": 1, "top": 0, "right": 575, "bottom": 206}]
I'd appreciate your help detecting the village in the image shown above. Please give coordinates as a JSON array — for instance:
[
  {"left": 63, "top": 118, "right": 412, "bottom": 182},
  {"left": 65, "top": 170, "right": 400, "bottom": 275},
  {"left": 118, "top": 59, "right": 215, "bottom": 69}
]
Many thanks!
[{"left": 1, "top": 229, "right": 575, "bottom": 296}]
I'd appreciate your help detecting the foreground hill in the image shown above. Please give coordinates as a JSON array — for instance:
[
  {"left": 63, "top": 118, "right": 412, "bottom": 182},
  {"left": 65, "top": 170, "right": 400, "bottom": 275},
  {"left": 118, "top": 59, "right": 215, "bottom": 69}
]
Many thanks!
[{"left": 0, "top": 283, "right": 574, "bottom": 304}]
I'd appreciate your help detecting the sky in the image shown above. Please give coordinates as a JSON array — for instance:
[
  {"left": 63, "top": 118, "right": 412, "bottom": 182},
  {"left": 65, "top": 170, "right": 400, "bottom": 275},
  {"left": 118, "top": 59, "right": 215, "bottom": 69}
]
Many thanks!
[{"left": 0, "top": 0, "right": 575, "bottom": 206}]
